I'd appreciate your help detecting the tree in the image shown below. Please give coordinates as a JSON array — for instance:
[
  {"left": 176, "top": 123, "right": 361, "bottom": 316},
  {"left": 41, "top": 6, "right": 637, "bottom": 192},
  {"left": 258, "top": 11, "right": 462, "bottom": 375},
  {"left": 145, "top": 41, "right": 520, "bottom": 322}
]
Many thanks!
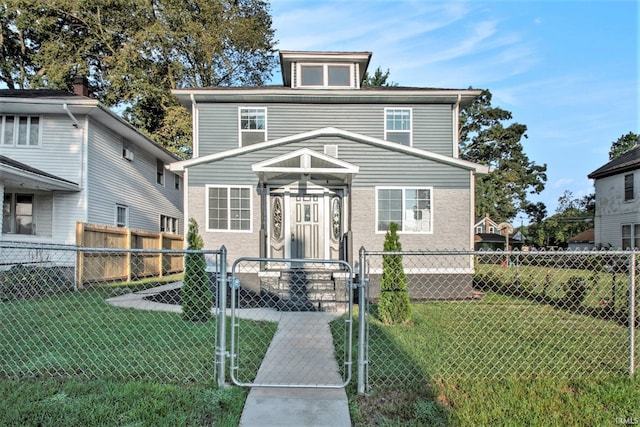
[
  {"left": 459, "top": 89, "right": 547, "bottom": 222},
  {"left": 608, "top": 132, "right": 639, "bottom": 160},
  {"left": 0, "top": 0, "right": 277, "bottom": 157},
  {"left": 362, "top": 66, "right": 398, "bottom": 87},
  {"left": 181, "top": 218, "right": 212, "bottom": 322},
  {"left": 378, "top": 223, "right": 412, "bottom": 325}
]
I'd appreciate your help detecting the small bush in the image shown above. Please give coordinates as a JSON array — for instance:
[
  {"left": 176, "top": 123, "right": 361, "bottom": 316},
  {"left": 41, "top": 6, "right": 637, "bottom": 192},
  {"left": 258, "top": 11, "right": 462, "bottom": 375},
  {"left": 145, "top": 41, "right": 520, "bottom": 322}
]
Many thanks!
[
  {"left": 378, "top": 223, "right": 412, "bottom": 325},
  {"left": 562, "top": 276, "right": 587, "bottom": 308},
  {"left": 181, "top": 218, "right": 212, "bottom": 322}
]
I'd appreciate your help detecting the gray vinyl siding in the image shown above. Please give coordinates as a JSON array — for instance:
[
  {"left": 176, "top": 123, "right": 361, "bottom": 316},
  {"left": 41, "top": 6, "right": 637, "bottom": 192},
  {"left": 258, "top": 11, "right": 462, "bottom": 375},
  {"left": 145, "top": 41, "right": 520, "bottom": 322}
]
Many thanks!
[
  {"left": 593, "top": 173, "right": 640, "bottom": 247},
  {"left": 86, "top": 119, "right": 184, "bottom": 234},
  {"left": 196, "top": 103, "right": 454, "bottom": 156},
  {"left": 188, "top": 137, "right": 470, "bottom": 190}
]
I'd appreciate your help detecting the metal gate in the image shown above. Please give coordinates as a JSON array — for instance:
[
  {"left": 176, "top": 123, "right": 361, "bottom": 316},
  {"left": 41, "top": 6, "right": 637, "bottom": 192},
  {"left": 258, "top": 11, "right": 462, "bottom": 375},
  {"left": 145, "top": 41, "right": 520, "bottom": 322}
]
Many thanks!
[{"left": 228, "top": 257, "right": 354, "bottom": 388}]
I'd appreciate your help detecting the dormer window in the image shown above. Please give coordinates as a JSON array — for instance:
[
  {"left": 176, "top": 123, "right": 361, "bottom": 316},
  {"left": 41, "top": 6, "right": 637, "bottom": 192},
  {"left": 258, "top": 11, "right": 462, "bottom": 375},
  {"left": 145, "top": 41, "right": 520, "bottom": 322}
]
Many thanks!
[{"left": 297, "top": 63, "right": 355, "bottom": 88}]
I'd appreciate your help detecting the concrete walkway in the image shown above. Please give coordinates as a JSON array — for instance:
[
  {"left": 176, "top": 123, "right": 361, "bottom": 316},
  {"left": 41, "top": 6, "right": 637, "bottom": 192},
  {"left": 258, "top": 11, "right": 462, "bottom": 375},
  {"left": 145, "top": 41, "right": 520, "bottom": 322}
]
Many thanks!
[{"left": 106, "top": 284, "right": 352, "bottom": 427}]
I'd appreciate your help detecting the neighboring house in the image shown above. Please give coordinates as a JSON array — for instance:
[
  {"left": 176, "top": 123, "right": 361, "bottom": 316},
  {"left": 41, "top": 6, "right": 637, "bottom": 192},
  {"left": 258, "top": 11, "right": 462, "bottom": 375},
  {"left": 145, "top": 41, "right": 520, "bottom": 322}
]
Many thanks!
[
  {"left": 567, "top": 228, "right": 595, "bottom": 250},
  {"left": 588, "top": 146, "right": 640, "bottom": 249},
  {"left": 170, "top": 50, "right": 489, "bottom": 298},
  {"left": 473, "top": 214, "right": 523, "bottom": 250},
  {"left": 0, "top": 78, "right": 184, "bottom": 247}
]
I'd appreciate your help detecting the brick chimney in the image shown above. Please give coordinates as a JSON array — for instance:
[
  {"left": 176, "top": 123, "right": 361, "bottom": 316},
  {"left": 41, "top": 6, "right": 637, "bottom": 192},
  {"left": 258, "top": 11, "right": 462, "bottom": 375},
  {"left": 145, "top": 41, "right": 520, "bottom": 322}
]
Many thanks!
[{"left": 73, "top": 76, "right": 89, "bottom": 97}]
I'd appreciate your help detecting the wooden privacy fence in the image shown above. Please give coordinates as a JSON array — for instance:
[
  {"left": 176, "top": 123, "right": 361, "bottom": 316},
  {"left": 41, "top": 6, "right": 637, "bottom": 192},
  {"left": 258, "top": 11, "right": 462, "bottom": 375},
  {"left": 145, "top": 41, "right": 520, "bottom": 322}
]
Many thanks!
[{"left": 76, "top": 222, "right": 184, "bottom": 285}]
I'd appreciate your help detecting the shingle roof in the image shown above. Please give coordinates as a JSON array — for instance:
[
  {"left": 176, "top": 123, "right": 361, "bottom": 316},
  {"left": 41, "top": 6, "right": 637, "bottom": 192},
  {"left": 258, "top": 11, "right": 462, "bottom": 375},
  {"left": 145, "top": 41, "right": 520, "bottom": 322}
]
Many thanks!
[
  {"left": 0, "top": 89, "right": 80, "bottom": 98},
  {"left": 588, "top": 146, "right": 640, "bottom": 179},
  {"left": 568, "top": 228, "right": 595, "bottom": 243},
  {"left": 0, "top": 154, "right": 78, "bottom": 185}
]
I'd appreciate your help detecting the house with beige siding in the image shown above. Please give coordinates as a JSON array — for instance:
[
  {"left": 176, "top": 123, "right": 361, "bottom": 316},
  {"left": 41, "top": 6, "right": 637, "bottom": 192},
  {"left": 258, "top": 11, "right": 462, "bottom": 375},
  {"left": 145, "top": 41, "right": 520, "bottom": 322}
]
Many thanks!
[
  {"left": 0, "top": 78, "right": 184, "bottom": 246},
  {"left": 170, "top": 51, "right": 489, "bottom": 295}
]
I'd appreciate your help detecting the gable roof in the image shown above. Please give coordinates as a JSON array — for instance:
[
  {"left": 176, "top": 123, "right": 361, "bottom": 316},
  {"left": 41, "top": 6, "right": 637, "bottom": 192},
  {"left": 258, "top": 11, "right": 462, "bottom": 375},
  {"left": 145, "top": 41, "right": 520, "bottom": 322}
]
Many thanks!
[
  {"left": 568, "top": 228, "right": 595, "bottom": 243},
  {"left": 588, "top": 146, "right": 640, "bottom": 179},
  {"left": 168, "top": 127, "right": 490, "bottom": 174}
]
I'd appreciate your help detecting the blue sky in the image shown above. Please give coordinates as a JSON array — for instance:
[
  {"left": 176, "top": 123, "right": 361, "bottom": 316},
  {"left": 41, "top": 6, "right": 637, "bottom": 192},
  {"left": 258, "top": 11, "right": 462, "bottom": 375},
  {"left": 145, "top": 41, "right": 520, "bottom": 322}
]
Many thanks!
[{"left": 268, "top": 0, "right": 639, "bottom": 224}]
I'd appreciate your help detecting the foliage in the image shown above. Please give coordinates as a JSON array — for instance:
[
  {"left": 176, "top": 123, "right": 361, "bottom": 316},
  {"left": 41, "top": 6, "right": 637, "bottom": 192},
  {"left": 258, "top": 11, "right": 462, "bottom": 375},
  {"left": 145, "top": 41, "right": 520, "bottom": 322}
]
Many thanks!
[
  {"left": 608, "top": 131, "right": 639, "bottom": 160},
  {"left": 362, "top": 66, "right": 398, "bottom": 87},
  {"left": 378, "top": 223, "right": 412, "bottom": 324},
  {"left": 0, "top": 0, "right": 277, "bottom": 157},
  {"left": 459, "top": 89, "right": 547, "bottom": 222},
  {"left": 181, "top": 218, "right": 211, "bottom": 322}
]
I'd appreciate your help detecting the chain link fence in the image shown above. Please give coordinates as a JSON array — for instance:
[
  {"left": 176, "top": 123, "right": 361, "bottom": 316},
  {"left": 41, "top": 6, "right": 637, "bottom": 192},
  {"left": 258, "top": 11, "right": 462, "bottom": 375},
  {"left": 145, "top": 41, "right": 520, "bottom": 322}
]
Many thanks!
[
  {"left": 0, "top": 242, "right": 226, "bottom": 384},
  {"left": 360, "top": 249, "right": 638, "bottom": 393}
]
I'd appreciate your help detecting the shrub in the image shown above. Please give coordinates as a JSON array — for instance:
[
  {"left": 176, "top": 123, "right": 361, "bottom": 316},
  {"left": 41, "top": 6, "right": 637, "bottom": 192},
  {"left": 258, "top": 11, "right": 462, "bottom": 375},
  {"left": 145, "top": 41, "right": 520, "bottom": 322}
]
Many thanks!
[
  {"left": 562, "top": 276, "right": 587, "bottom": 308},
  {"left": 181, "top": 218, "right": 212, "bottom": 322},
  {"left": 378, "top": 222, "right": 412, "bottom": 325}
]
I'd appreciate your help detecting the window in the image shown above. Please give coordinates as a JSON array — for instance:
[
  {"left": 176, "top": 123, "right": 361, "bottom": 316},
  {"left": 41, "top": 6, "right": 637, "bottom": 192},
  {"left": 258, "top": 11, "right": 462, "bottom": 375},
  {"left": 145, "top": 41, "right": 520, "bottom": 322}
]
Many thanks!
[
  {"left": 116, "top": 204, "right": 128, "bottom": 228},
  {"left": 1, "top": 115, "right": 41, "bottom": 146},
  {"left": 624, "top": 173, "right": 634, "bottom": 201},
  {"left": 2, "top": 193, "right": 34, "bottom": 234},
  {"left": 385, "top": 108, "right": 412, "bottom": 146},
  {"left": 207, "top": 185, "right": 252, "bottom": 231},
  {"left": 297, "top": 64, "right": 355, "bottom": 88},
  {"left": 239, "top": 108, "right": 267, "bottom": 146},
  {"left": 174, "top": 174, "right": 181, "bottom": 190},
  {"left": 160, "top": 215, "right": 178, "bottom": 233},
  {"left": 621, "top": 224, "right": 640, "bottom": 249},
  {"left": 376, "top": 187, "right": 432, "bottom": 233},
  {"left": 122, "top": 140, "right": 134, "bottom": 161},
  {"left": 156, "top": 159, "right": 165, "bottom": 185}
]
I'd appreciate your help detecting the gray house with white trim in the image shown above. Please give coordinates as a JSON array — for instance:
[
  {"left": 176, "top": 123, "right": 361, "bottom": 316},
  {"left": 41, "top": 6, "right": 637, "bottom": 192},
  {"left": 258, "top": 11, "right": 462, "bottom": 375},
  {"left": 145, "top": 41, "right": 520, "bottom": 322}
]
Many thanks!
[
  {"left": 170, "top": 51, "right": 488, "bottom": 289},
  {"left": 1, "top": 79, "right": 184, "bottom": 246}
]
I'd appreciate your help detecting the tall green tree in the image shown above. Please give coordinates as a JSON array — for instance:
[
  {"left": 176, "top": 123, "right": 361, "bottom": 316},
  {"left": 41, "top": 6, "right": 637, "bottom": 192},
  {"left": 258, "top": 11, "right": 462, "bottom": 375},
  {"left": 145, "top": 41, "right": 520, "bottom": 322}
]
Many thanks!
[
  {"left": 0, "top": 0, "right": 277, "bottom": 157},
  {"left": 459, "top": 89, "right": 547, "bottom": 222},
  {"left": 181, "top": 218, "right": 211, "bottom": 322},
  {"left": 362, "top": 66, "right": 398, "bottom": 87},
  {"left": 608, "top": 131, "right": 639, "bottom": 160},
  {"left": 378, "top": 223, "right": 412, "bottom": 325}
]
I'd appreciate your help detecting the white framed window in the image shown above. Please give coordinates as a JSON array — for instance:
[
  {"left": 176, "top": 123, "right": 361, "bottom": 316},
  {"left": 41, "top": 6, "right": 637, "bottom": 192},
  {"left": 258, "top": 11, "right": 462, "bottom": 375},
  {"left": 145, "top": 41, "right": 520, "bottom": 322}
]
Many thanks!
[
  {"left": 206, "top": 185, "right": 252, "bottom": 232},
  {"left": 122, "top": 140, "right": 135, "bottom": 161},
  {"left": 624, "top": 173, "right": 634, "bottom": 201},
  {"left": 621, "top": 224, "right": 640, "bottom": 249},
  {"left": 385, "top": 108, "right": 412, "bottom": 146},
  {"left": 376, "top": 187, "right": 432, "bottom": 233},
  {"left": 297, "top": 63, "right": 355, "bottom": 88},
  {"left": 174, "top": 174, "right": 181, "bottom": 190},
  {"left": 116, "top": 204, "right": 129, "bottom": 228},
  {"left": 239, "top": 107, "right": 267, "bottom": 147},
  {"left": 1, "top": 115, "right": 41, "bottom": 147},
  {"left": 156, "top": 159, "right": 165, "bottom": 185},
  {"left": 3, "top": 193, "right": 34, "bottom": 234},
  {"left": 160, "top": 215, "right": 178, "bottom": 233}
]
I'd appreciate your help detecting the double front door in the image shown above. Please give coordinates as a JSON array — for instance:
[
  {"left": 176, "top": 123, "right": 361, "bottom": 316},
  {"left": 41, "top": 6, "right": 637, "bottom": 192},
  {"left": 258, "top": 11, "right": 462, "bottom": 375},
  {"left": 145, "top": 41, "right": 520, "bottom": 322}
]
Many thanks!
[{"left": 269, "top": 186, "right": 342, "bottom": 260}]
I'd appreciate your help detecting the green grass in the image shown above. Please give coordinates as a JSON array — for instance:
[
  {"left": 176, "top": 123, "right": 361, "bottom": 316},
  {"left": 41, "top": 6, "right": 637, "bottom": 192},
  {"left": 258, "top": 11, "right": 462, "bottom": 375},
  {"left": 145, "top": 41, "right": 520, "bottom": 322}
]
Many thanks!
[
  {"left": 0, "top": 280, "right": 277, "bottom": 425},
  {"left": 343, "top": 292, "right": 639, "bottom": 426}
]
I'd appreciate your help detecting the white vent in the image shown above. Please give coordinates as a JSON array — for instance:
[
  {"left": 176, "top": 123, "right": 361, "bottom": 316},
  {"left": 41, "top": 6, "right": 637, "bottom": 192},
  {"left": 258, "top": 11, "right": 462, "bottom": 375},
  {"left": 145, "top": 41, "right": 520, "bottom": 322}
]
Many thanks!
[
  {"left": 123, "top": 148, "right": 135, "bottom": 161},
  {"left": 324, "top": 144, "right": 338, "bottom": 158}
]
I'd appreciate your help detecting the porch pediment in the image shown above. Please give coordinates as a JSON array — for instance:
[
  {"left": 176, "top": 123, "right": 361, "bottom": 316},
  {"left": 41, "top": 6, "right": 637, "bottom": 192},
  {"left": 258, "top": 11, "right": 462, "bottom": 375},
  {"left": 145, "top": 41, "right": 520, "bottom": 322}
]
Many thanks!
[{"left": 251, "top": 148, "right": 359, "bottom": 181}]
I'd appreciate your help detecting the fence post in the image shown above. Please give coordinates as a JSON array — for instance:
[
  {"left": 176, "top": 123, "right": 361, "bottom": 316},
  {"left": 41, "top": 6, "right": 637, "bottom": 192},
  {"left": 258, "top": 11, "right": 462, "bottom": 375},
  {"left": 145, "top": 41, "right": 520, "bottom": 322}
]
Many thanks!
[
  {"left": 217, "top": 246, "right": 228, "bottom": 387},
  {"left": 630, "top": 251, "right": 636, "bottom": 377},
  {"left": 357, "top": 246, "right": 367, "bottom": 395}
]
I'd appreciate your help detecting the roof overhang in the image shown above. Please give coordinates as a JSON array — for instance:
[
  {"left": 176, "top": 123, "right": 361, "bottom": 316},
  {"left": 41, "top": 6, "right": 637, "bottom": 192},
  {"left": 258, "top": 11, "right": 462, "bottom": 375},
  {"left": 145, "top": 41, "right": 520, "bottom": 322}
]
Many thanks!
[
  {"left": 1, "top": 156, "right": 80, "bottom": 192},
  {"left": 279, "top": 50, "right": 372, "bottom": 87},
  {"left": 251, "top": 148, "right": 359, "bottom": 182}
]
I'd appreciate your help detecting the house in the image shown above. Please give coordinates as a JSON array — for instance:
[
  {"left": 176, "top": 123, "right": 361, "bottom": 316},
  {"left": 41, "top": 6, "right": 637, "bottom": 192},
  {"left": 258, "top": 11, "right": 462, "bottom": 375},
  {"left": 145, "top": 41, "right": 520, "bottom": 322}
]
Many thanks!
[
  {"left": 0, "top": 77, "right": 184, "bottom": 248},
  {"left": 588, "top": 146, "right": 640, "bottom": 249},
  {"left": 169, "top": 50, "right": 489, "bottom": 299},
  {"left": 567, "top": 228, "right": 595, "bottom": 250},
  {"left": 473, "top": 213, "right": 523, "bottom": 250}
]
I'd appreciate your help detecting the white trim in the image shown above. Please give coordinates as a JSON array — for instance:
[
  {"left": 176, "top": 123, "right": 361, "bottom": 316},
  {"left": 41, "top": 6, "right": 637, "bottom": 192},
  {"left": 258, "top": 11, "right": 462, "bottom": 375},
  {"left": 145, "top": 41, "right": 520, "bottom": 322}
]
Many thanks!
[
  {"left": 238, "top": 107, "right": 267, "bottom": 147},
  {"left": 169, "top": 127, "right": 490, "bottom": 174},
  {"left": 205, "top": 184, "right": 253, "bottom": 233},
  {"left": 1, "top": 114, "right": 43, "bottom": 147},
  {"left": 375, "top": 186, "right": 434, "bottom": 234},
  {"left": 296, "top": 63, "right": 356, "bottom": 89},
  {"left": 115, "top": 204, "right": 129, "bottom": 228}
]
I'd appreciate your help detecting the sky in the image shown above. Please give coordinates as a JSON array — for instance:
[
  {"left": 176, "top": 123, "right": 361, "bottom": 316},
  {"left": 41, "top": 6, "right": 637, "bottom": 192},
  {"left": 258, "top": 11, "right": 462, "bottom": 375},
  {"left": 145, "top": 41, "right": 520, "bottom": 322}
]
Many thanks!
[{"left": 267, "top": 0, "right": 639, "bottom": 224}]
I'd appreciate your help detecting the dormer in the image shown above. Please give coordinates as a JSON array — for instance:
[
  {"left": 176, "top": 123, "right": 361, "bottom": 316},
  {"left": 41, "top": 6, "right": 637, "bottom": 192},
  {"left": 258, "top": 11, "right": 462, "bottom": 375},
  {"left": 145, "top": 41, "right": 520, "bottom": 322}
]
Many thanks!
[{"left": 279, "top": 51, "right": 372, "bottom": 89}]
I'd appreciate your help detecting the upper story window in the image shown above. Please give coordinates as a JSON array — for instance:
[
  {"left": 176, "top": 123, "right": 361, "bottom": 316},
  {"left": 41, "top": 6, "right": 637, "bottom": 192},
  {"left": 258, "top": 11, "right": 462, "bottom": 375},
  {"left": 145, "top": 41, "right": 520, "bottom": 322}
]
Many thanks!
[
  {"left": 174, "top": 174, "right": 181, "bottom": 191},
  {"left": 297, "top": 63, "right": 355, "bottom": 88},
  {"left": 1, "top": 115, "right": 41, "bottom": 147},
  {"left": 239, "top": 107, "right": 267, "bottom": 147},
  {"left": 385, "top": 108, "right": 412, "bottom": 146},
  {"left": 156, "top": 159, "right": 165, "bottom": 185},
  {"left": 624, "top": 173, "right": 634, "bottom": 201}
]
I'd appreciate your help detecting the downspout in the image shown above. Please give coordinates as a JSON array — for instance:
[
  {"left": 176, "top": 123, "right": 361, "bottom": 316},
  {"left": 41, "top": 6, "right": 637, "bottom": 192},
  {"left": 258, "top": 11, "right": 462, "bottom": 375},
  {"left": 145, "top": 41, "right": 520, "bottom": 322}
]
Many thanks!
[
  {"left": 191, "top": 94, "right": 199, "bottom": 158},
  {"left": 452, "top": 94, "right": 461, "bottom": 158},
  {"left": 63, "top": 104, "right": 80, "bottom": 128}
]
